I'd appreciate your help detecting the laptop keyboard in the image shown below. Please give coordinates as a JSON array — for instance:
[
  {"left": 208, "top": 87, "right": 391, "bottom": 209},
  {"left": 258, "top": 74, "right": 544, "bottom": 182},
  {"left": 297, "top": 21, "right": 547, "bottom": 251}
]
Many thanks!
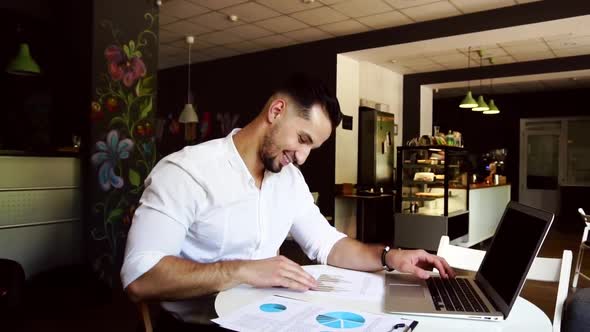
[{"left": 426, "top": 277, "right": 490, "bottom": 313}]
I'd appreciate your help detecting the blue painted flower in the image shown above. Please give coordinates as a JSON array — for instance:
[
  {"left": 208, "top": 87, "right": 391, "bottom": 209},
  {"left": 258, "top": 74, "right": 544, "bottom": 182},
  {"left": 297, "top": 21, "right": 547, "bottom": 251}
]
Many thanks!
[{"left": 92, "top": 130, "right": 134, "bottom": 191}]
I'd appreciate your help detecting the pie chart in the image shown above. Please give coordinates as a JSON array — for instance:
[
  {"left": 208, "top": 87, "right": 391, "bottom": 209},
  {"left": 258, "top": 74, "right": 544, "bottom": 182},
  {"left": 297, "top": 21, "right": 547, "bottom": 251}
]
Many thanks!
[
  {"left": 259, "top": 303, "right": 287, "bottom": 313},
  {"left": 316, "top": 311, "right": 366, "bottom": 329}
]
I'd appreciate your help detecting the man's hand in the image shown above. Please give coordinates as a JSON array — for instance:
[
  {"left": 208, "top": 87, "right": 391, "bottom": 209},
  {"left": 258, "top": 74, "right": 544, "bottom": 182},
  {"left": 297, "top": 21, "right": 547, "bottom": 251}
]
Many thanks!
[
  {"left": 237, "top": 255, "right": 318, "bottom": 291},
  {"left": 388, "top": 249, "right": 456, "bottom": 279}
]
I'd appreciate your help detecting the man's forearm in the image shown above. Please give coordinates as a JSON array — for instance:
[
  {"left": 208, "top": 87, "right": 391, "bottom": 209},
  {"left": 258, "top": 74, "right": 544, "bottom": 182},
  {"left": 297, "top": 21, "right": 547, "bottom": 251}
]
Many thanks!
[
  {"left": 125, "top": 256, "right": 243, "bottom": 302},
  {"left": 327, "top": 237, "right": 456, "bottom": 280},
  {"left": 326, "top": 237, "right": 385, "bottom": 272}
]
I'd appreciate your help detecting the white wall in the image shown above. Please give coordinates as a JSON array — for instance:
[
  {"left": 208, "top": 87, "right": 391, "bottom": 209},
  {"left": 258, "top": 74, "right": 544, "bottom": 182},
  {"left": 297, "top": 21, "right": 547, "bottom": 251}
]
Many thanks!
[
  {"left": 335, "top": 54, "right": 359, "bottom": 237},
  {"left": 359, "top": 61, "right": 404, "bottom": 149},
  {"left": 335, "top": 55, "right": 360, "bottom": 184},
  {"left": 335, "top": 56, "right": 403, "bottom": 238},
  {"left": 420, "top": 86, "right": 433, "bottom": 136}
]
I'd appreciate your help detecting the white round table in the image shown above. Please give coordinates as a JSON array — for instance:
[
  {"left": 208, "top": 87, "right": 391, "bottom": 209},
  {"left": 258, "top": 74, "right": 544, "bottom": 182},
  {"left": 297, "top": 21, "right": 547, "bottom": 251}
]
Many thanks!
[{"left": 215, "top": 265, "right": 552, "bottom": 332}]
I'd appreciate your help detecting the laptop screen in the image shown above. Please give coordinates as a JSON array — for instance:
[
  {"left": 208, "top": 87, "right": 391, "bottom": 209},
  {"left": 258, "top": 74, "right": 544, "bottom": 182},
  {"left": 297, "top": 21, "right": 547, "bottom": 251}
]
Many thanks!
[{"left": 476, "top": 202, "right": 552, "bottom": 316}]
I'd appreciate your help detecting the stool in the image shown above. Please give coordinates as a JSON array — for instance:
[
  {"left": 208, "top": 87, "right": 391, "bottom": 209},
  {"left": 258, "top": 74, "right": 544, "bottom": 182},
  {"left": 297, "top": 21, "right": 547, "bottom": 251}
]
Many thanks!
[{"left": 573, "top": 208, "right": 590, "bottom": 288}]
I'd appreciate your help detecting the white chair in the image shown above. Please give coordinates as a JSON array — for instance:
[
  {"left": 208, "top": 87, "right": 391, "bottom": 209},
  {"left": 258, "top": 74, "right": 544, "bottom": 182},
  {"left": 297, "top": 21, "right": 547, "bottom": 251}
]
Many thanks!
[
  {"left": 572, "top": 208, "right": 590, "bottom": 288},
  {"left": 436, "top": 235, "right": 485, "bottom": 271},
  {"left": 437, "top": 236, "right": 572, "bottom": 332}
]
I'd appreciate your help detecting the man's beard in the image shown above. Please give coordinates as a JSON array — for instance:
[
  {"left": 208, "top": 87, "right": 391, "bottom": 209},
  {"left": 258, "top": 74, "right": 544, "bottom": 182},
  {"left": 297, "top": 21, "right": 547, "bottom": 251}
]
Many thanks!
[{"left": 261, "top": 131, "right": 282, "bottom": 173}]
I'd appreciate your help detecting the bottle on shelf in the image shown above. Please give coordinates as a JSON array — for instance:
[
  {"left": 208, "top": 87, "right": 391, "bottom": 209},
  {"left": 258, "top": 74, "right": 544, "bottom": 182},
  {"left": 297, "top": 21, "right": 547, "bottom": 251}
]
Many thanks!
[{"left": 446, "top": 130, "right": 454, "bottom": 146}]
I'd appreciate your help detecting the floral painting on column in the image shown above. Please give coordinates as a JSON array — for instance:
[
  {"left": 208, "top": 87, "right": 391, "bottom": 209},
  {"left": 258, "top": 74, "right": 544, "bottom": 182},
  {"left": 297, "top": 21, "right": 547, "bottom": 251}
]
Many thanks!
[{"left": 90, "top": 10, "right": 158, "bottom": 284}]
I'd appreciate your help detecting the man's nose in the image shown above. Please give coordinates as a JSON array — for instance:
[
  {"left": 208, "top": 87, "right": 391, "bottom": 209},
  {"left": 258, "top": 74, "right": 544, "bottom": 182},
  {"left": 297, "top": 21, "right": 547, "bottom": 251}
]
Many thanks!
[{"left": 295, "top": 147, "right": 311, "bottom": 165}]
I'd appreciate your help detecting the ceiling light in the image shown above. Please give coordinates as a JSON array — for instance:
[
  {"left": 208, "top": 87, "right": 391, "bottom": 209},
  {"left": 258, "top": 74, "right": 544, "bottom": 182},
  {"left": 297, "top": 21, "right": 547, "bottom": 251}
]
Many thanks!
[
  {"left": 483, "top": 99, "right": 500, "bottom": 114},
  {"left": 6, "top": 25, "right": 41, "bottom": 76},
  {"left": 460, "top": 91, "right": 477, "bottom": 108},
  {"left": 228, "top": 14, "right": 239, "bottom": 22},
  {"left": 6, "top": 43, "right": 41, "bottom": 75},
  {"left": 303, "top": 0, "right": 316, "bottom": 3},
  {"left": 472, "top": 50, "right": 489, "bottom": 111},
  {"left": 179, "top": 35, "right": 199, "bottom": 143},
  {"left": 472, "top": 95, "right": 489, "bottom": 111},
  {"left": 179, "top": 36, "right": 199, "bottom": 126},
  {"left": 483, "top": 71, "right": 500, "bottom": 115},
  {"left": 459, "top": 47, "right": 478, "bottom": 108}
]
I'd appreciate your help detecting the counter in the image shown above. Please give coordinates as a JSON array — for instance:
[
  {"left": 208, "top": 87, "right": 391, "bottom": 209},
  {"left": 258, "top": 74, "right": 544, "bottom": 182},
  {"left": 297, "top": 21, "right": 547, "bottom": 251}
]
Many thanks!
[
  {"left": 452, "top": 183, "right": 511, "bottom": 247},
  {"left": 470, "top": 183, "right": 511, "bottom": 190}
]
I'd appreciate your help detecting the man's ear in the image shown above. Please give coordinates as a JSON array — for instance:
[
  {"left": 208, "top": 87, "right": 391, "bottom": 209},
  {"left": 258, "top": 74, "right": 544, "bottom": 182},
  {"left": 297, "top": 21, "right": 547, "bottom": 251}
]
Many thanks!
[{"left": 267, "top": 98, "right": 286, "bottom": 124}]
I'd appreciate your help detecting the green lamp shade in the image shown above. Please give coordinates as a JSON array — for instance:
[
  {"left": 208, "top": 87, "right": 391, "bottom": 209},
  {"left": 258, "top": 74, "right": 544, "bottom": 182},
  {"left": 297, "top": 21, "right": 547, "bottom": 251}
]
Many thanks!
[
  {"left": 472, "top": 95, "right": 489, "bottom": 111},
  {"left": 6, "top": 43, "right": 41, "bottom": 75},
  {"left": 459, "top": 91, "right": 478, "bottom": 108},
  {"left": 483, "top": 99, "right": 500, "bottom": 114},
  {"left": 179, "top": 103, "right": 199, "bottom": 123}
]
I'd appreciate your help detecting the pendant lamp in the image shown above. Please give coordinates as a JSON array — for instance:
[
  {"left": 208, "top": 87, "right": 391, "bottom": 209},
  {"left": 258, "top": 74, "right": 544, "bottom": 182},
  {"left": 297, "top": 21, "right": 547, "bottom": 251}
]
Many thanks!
[
  {"left": 459, "top": 47, "right": 478, "bottom": 108},
  {"left": 179, "top": 35, "right": 198, "bottom": 124},
  {"left": 179, "top": 36, "right": 199, "bottom": 142},
  {"left": 472, "top": 50, "right": 489, "bottom": 111},
  {"left": 483, "top": 60, "right": 500, "bottom": 115},
  {"left": 483, "top": 99, "right": 500, "bottom": 114},
  {"left": 6, "top": 25, "right": 41, "bottom": 76},
  {"left": 472, "top": 95, "right": 489, "bottom": 111}
]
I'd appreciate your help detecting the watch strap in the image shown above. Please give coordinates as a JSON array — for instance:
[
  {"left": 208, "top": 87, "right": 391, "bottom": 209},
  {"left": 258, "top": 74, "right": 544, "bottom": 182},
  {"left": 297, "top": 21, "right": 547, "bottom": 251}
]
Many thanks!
[{"left": 381, "top": 246, "right": 394, "bottom": 271}]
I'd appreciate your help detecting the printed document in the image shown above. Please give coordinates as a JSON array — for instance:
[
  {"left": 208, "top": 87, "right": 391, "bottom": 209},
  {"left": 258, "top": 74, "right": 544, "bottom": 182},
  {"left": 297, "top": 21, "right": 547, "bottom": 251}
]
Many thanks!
[
  {"left": 213, "top": 295, "right": 418, "bottom": 332},
  {"left": 306, "top": 265, "right": 385, "bottom": 302}
]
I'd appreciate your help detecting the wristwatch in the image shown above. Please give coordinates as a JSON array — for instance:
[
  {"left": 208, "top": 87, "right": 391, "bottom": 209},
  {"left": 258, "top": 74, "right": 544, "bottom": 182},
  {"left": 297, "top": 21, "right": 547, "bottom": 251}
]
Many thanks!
[{"left": 381, "top": 246, "right": 394, "bottom": 271}]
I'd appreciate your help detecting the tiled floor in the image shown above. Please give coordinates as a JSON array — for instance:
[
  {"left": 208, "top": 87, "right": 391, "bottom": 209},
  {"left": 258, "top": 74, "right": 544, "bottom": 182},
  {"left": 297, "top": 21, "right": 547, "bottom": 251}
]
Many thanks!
[{"left": 11, "top": 216, "right": 590, "bottom": 331}]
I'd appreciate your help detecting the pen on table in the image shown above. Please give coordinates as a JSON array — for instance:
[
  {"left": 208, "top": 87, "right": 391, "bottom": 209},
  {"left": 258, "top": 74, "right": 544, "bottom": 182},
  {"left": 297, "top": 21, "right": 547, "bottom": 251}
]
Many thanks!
[{"left": 403, "top": 320, "right": 418, "bottom": 332}]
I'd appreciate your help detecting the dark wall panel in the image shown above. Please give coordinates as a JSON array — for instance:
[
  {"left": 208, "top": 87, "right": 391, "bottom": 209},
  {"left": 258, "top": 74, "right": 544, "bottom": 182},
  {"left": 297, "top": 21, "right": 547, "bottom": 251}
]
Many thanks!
[{"left": 0, "top": 0, "right": 89, "bottom": 152}]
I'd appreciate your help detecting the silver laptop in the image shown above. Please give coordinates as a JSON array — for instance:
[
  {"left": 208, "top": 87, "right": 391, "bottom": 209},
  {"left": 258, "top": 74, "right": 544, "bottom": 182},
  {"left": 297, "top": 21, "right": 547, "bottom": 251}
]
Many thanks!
[{"left": 384, "top": 201, "right": 553, "bottom": 321}]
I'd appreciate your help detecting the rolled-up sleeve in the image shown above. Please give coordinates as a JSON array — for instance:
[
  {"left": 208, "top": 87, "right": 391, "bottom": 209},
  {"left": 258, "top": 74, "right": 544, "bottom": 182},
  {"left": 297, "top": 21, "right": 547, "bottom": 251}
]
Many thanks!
[
  {"left": 289, "top": 196, "right": 347, "bottom": 265},
  {"left": 120, "top": 161, "right": 205, "bottom": 288}
]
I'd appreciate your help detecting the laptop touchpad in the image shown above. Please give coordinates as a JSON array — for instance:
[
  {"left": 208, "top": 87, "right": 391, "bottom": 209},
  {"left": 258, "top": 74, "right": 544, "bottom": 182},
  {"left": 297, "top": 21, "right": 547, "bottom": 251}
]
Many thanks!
[{"left": 389, "top": 285, "right": 424, "bottom": 299}]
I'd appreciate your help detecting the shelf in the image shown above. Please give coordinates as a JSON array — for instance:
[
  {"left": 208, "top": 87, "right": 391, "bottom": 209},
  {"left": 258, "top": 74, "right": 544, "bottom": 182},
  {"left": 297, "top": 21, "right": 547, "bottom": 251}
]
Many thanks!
[
  {"left": 404, "top": 180, "right": 445, "bottom": 185},
  {"left": 403, "top": 180, "right": 463, "bottom": 186},
  {"left": 400, "top": 145, "right": 466, "bottom": 151},
  {"left": 397, "top": 146, "right": 469, "bottom": 217},
  {"left": 401, "top": 196, "right": 440, "bottom": 201},
  {"left": 402, "top": 164, "right": 460, "bottom": 169},
  {"left": 397, "top": 209, "right": 469, "bottom": 217}
]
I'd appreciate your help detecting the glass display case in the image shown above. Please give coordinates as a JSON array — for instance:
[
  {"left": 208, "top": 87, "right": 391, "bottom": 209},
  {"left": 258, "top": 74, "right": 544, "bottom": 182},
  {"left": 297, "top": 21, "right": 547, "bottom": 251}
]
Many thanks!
[{"left": 394, "top": 146, "right": 469, "bottom": 251}]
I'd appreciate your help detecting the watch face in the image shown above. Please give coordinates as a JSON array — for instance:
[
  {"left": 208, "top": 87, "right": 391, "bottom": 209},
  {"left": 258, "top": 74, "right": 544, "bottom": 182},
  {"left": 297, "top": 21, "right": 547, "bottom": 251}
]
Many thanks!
[{"left": 382, "top": 246, "right": 393, "bottom": 271}]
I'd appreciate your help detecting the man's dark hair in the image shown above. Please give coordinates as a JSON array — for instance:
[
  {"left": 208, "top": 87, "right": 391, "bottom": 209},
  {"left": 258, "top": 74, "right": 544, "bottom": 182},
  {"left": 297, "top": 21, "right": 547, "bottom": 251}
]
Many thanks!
[{"left": 274, "top": 73, "right": 342, "bottom": 130}]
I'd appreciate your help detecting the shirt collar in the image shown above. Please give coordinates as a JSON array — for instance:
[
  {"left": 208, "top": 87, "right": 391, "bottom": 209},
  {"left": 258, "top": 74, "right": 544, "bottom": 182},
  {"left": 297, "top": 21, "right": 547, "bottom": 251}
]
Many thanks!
[{"left": 226, "top": 128, "right": 255, "bottom": 184}]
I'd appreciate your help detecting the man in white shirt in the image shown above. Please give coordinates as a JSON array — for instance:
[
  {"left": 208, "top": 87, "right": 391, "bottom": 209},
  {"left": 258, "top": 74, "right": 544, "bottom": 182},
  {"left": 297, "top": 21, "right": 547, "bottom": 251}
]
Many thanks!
[{"left": 121, "top": 74, "right": 454, "bottom": 328}]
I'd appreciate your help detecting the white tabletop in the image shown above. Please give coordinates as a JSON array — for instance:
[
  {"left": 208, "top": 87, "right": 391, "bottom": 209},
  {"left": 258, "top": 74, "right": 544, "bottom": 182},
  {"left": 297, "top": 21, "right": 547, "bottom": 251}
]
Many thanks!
[{"left": 215, "top": 265, "right": 552, "bottom": 332}]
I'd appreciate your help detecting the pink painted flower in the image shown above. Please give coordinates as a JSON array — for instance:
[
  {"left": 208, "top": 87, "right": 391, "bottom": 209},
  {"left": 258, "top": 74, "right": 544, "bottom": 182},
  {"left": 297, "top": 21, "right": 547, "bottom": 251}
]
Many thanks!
[{"left": 105, "top": 45, "right": 146, "bottom": 88}]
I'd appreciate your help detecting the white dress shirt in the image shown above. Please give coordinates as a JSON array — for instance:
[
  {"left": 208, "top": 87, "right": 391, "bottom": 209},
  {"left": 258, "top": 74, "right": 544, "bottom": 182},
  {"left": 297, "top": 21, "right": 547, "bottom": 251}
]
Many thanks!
[{"left": 120, "top": 129, "right": 346, "bottom": 322}]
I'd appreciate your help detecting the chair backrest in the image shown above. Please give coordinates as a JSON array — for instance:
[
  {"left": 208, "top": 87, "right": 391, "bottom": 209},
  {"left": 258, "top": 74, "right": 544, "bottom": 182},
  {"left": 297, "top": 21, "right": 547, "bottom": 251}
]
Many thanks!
[
  {"left": 436, "top": 235, "right": 485, "bottom": 271},
  {"left": 578, "top": 208, "right": 590, "bottom": 243},
  {"left": 139, "top": 302, "right": 153, "bottom": 332},
  {"left": 437, "top": 236, "right": 572, "bottom": 332}
]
